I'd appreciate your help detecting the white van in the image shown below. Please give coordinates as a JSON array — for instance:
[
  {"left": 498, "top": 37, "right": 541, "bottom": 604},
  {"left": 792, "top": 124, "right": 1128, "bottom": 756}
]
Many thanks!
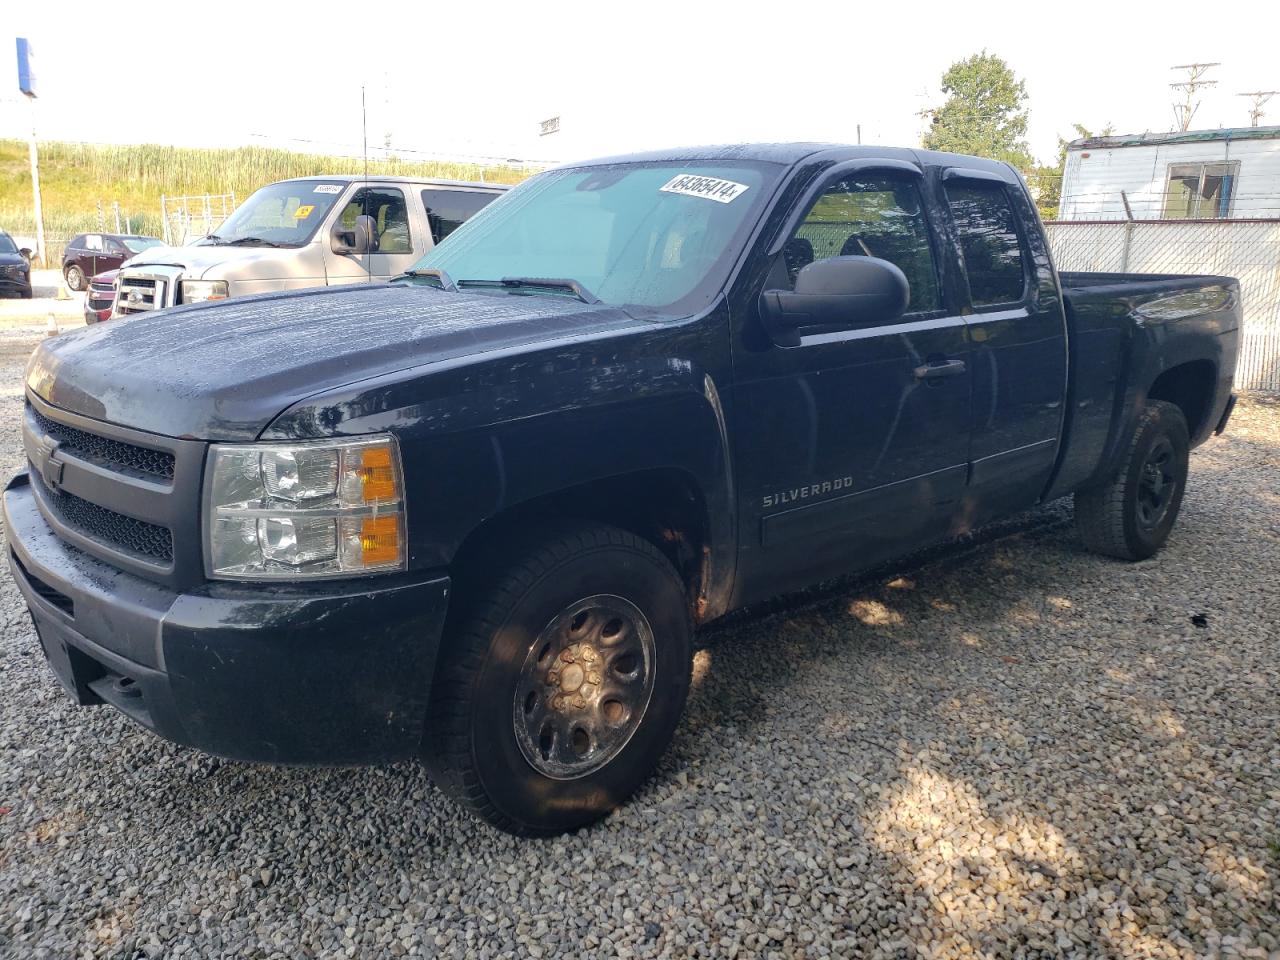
[{"left": 112, "top": 176, "right": 507, "bottom": 316}]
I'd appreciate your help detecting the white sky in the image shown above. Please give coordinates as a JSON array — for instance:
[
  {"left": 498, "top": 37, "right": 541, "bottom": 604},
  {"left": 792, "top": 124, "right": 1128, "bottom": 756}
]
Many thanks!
[{"left": 3, "top": 0, "right": 1277, "bottom": 168}]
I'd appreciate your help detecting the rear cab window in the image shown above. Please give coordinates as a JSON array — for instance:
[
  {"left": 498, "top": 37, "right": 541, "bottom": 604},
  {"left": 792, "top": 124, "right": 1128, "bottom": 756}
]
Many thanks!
[{"left": 944, "top": 180, "right": 1028, "bottom": 307}]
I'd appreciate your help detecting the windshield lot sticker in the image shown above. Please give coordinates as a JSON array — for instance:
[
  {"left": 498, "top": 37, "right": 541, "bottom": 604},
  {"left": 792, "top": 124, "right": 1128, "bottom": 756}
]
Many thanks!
[
  {"left": 313, "top": 184, "right": 344, "bottom": 194},
  {"left": 293, "top": 204, "right": 316, "bottom": 219},
  {"left": 660, "top": 175, "right": 749, "bottom": 204}
]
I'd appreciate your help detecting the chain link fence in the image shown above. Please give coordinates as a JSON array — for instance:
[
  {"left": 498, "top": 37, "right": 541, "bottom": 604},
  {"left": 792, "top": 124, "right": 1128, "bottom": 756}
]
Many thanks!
[
  {"left": 159, "top": 194, "right": 236, "bottom": 246},
  {"left": 1045, "top": 219, "right": 1280, "bottom": 393}
]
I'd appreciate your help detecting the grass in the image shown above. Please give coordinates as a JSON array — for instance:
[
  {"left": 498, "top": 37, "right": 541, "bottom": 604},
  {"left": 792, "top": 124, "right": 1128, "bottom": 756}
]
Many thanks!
[{"left": 0, "top": 139, "right": 535, "bottom": 263}]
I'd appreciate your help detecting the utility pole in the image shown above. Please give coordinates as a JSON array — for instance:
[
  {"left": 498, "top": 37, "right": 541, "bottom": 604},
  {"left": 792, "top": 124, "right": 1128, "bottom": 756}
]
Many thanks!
[
  {"left": 1170, "top": 63, "right": 1220, "bottom": 132},
  {"left": 16, "top": 39, "right": 45, "bottom": 266},
  {"left": 1238, "top": 91, "right": 1278, "bottom": 127}
]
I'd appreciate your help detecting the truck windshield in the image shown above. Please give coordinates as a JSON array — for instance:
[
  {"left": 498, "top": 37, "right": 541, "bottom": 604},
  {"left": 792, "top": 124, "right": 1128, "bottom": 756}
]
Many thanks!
[
  {"left": 407, "top": 161, "right": 782, "bottom": 314},
  {"left": 0, "top": 233, "right": 16, "bottom": 254},
  {"left": 202, "top": 180, "right": 347, "bottom": 248}
]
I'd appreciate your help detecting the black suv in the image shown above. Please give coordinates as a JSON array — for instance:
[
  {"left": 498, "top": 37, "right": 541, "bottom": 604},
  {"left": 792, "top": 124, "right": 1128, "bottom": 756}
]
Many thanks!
[{"left": 0, "top": 230, "right": 32, "bottom": 298}]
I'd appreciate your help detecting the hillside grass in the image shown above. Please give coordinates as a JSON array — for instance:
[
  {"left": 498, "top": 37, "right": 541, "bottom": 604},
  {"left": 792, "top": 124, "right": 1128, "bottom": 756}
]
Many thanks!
[{"left": 0, "top": 139, "right": 534, "bottom": 261}]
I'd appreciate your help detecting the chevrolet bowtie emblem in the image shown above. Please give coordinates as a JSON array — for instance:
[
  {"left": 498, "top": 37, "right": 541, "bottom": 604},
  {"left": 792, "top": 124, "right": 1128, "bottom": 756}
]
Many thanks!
[{"left": 34, "top": 434, "right": 64, "bottom": 491}]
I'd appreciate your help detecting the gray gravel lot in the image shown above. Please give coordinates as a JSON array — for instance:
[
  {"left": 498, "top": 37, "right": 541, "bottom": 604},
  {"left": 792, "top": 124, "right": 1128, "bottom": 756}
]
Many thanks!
[{"left": 0, "top": 325, "right": 1277, "bottom": 959}]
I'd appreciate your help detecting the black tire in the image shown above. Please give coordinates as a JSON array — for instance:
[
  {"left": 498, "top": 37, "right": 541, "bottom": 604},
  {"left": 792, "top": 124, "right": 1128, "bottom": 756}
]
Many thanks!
[
  {"left": 64, "top": 264, "right": 86, "bottom": 292},
  {"left": 422, "top": 523, "right": 692, "bottom": 836},
  {"left": 1075, "top": 400, "right": 1190, "bottom": 561}
]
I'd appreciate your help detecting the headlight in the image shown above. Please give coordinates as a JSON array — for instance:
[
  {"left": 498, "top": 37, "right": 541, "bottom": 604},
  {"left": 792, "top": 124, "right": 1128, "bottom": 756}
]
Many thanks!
[
  {"left": 205, "top": 436, "right": 406, "bottom": 580},
  {"left": 181, "top": 279, "right": 229, "bottom": 303}
]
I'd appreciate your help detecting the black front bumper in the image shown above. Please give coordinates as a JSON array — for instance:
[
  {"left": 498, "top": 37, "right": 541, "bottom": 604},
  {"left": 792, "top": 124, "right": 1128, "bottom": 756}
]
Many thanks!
[
  {"left": 4, "top": 472, "right": 451, "bottom": 765},
  {"left": 0, "top": 277, "right": 32, "bottom": 297}
]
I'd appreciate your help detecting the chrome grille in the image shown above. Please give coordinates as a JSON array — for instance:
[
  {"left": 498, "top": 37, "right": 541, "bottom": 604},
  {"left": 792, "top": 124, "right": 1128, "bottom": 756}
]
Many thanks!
[
  {"left": 116, "top": 275, "right": 165, "bottom": 315},
  {"left": 27, "top": 403, "right": 175, "bottom": 482}
]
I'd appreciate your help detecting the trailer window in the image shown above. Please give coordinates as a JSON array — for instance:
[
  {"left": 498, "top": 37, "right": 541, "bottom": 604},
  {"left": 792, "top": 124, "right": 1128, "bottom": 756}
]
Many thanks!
[
  {"left": 945, "top": 182, "right": 1027, "bottom": 307},
  {"left": 1163, "top": 162, "right": 1237, "bottom": 219}
]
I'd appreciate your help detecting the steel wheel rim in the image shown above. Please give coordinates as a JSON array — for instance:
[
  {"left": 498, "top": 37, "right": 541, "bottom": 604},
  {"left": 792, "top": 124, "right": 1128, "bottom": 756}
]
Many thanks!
[
  {"left": 1136, "top": 437, "right": 1177, "bottom": 530},
  {"left": 513, "top": 594, "right": 657, "bottom": 781}
]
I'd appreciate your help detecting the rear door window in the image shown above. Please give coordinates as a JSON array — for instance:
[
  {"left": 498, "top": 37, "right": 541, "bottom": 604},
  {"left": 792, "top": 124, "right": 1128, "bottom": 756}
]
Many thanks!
[
  {"left": 421, "top": 189, "right": 501, "bottom": 245},
  {"left": 944, "top": 181, "right": 1027, "bottom": 307}
]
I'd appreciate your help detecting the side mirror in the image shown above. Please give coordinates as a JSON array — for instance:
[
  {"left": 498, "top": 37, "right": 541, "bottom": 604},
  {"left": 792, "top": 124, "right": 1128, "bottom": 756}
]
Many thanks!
[
  {"left": 19, "top": 248, "right": 32, "bottom": 262},
  {"left": 760, "top": 256, "right": 909, "bottom": 346},
  {"left": 331, "top": 214, "right": 378, "bottom": 255}
]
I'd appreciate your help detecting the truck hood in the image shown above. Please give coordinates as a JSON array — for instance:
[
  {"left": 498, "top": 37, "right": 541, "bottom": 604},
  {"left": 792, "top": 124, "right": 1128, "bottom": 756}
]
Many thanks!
[
  {"left": 120, "top": 242, "right": 306, "bottom": 280},
  {"left": 26, "top": 284, "right": 646, "bottom": 441}
]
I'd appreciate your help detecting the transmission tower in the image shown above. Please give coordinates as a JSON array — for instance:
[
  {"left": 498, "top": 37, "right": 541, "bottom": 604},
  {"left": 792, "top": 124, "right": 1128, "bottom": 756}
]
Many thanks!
[
  {"left": 1171, "top": 63, "right": 1220, "bottom": 131},
  {"left": 1238, "top": 91, "right": 1278, "bottom": 127}
]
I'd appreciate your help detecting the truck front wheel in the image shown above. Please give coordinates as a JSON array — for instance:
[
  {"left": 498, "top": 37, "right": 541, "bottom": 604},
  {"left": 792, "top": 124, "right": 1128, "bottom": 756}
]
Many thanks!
[
  {"left": 1075, "top": 399, "right": 1190, "bottom": 560},
  {"left": 422, "top": 523, "right": 692, "bottom": 836}
]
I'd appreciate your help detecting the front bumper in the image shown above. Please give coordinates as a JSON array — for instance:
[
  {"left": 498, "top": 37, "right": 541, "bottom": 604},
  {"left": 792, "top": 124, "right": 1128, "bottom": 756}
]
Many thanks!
[
  {"left": 4, "top": 472, "right": 451, "bottom": 765},
  {"left": 0, "top": 277, "right": 32, "bottom": 297}
]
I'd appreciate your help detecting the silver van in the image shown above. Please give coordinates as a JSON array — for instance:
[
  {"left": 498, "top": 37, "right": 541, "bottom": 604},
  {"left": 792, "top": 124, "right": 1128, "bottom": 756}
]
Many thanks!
[{"left": 112, "top": 176, "right": 507, "bottom": 316}]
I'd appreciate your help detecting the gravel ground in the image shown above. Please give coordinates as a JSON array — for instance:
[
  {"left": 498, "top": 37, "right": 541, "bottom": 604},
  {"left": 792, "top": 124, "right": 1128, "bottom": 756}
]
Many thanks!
[{"left": 0, "top": 326, "right": 1277, "bottom": 959}]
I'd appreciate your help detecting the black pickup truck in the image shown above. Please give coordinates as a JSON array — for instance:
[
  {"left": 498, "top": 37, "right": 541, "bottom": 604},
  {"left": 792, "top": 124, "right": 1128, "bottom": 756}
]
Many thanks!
[{"left": 6, "top": 144, "right": 1239, "bottom": 836}]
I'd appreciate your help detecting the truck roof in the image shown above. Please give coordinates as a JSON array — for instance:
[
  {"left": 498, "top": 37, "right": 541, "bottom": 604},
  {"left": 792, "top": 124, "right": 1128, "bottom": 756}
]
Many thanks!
[
  {"left": 277, "top": 175, "right": 509, "bottom": 191},
  {"left": 561, "top": 143, "right": 1018, "bottom": 180}
]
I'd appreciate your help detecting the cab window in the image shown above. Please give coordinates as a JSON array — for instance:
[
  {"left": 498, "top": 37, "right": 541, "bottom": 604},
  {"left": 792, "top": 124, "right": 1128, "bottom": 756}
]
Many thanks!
[
  {"left": 341, "top": 187, "right": 412, "bottom": 253},
  {"left": 781, "top": 175, "right": 940, "bottom": 313}
]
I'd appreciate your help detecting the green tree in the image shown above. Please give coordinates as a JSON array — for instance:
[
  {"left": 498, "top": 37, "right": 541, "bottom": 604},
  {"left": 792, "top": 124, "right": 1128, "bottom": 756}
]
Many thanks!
[{"left": 922, "top": 51, "right": 1033, "bottom": 169}]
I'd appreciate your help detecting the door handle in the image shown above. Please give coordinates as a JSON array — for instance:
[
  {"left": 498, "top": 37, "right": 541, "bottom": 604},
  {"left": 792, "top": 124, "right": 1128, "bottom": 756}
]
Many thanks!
[{"left": 913, "top": 359, "right": 967, "bottom": 380}]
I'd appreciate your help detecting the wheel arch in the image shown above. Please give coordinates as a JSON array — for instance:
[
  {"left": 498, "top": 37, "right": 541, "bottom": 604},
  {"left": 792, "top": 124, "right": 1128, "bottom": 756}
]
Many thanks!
[{"left": 447, "top": 467, "right": 719, "bottom": 623}]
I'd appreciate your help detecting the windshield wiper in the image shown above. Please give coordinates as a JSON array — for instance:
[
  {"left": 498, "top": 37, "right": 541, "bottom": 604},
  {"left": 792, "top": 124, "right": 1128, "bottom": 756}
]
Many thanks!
[
  {"left": 201, "top": 234, "right": 225, "bottom": 245},
  {"left": 400, "top": 268, "right": 457, "bottom": 291},
  {"left": 456, "top": 276, "right": 599, "bottom": 305},
  {"left": 226, "top": 237, "right": 284, "bottom": 248}
]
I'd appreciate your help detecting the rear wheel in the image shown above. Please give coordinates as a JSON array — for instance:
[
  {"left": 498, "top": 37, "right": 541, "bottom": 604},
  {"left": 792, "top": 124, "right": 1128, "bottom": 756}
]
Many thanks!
[
  {"left": 64, "top": 264, "right": 86, "bottom": 292},
  {"left": 1075, "top": 400, "right": 1190, "bottom": 560},
  {"left": 422, "top": 523, "right": 692, "bottom": 836}
]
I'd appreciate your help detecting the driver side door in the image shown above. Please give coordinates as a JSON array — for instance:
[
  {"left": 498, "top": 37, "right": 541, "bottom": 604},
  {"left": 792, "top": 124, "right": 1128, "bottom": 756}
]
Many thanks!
[
  {"left": 323, "top": 185, "right": 420, "bottom": 284},
  {"left": 730, "top": 162, "right": 973, "bottom": 602}
]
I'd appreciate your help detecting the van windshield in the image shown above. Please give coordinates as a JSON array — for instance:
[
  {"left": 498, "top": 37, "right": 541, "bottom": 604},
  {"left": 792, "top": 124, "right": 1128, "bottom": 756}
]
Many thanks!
[
  {"left": 407, "top": 161, "right": 781, "bottom": 314},
  {"left": 201, "top": 180, "right": 347, "bottom": 247}
]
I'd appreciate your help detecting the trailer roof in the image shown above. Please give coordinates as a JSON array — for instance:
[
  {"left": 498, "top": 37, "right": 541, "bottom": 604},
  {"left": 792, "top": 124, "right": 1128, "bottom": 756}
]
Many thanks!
[{"left": 1067, "top": 126, "right": 1280, "bottom": 151}]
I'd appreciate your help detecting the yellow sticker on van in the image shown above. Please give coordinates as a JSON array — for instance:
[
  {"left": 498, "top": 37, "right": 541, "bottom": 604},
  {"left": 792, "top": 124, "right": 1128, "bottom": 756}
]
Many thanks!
[{"left": 294, "top": 205, "right": 316, "bottom": 219}]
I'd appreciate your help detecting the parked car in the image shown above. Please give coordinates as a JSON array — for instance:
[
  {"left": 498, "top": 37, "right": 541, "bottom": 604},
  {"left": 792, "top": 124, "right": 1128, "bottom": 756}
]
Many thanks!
[
  {"left": 62, "top": 234, "right": 162, "bottom": 292},
  {"left": 84, "top": 270, "right": 118, "bottom": 323},
  {"left": 0, "top": 230, "right": 33, "bottom": 298},
  {"left": 7, "top": 144, "right": 1239, "bottom": 837},
  {"left": 111, "top": 176, "right": 506, "bottom": 316}
]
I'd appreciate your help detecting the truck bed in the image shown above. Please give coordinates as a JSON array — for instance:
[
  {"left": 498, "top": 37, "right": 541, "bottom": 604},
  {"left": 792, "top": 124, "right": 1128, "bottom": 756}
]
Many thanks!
[{"left": 1046, "top": 270, "right": 1241, "bottom": 502}]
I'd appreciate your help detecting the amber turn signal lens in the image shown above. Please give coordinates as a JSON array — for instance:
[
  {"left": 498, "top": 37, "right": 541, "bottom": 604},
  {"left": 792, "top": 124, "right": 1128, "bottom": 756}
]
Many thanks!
[
  {"left": 360, "top": 515, "right": 401, "bottom": 566},
  {"left": 359, "top": 447, "right": 399, "bottom": 502}
]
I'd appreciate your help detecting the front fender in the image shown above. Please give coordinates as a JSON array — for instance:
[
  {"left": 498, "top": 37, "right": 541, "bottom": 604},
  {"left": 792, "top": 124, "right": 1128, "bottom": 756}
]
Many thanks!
[{"left": 263, "top": 318, "right": 737, "bottom": 614}]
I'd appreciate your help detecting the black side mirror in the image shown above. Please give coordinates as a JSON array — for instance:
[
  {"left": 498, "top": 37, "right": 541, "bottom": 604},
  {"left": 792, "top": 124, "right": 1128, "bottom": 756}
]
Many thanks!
[
  {"left": 331, "top": 214, "right": 378, "bottom": 255},
  {"left": 19, "top": 248, "right": 32, "bottom": 262},
  {"left": 761, "top": 256, "right": 909, "bottom": 346}
]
